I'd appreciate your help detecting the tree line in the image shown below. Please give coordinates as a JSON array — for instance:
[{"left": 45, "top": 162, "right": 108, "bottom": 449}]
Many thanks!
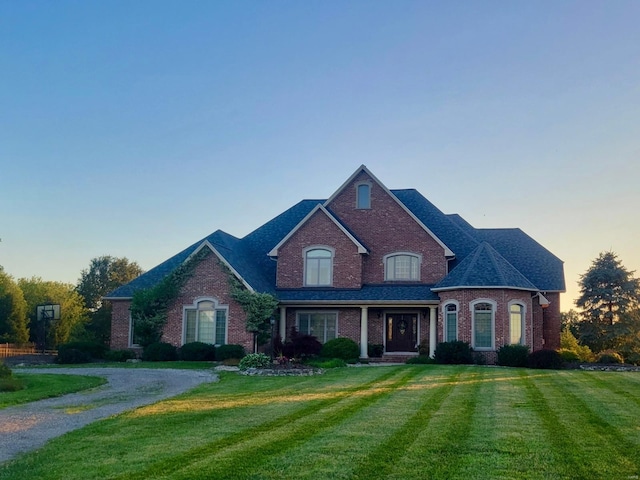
[{"left": 0, "top": 257, "right": 143, "bottom": 348}]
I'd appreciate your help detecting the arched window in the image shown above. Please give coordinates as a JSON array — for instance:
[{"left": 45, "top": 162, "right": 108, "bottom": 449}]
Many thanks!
[
  {"left": 384, "top": 253, "right": 421, "bottom": 281},
  {"left": 472, "top": 301, "right": 495, "bottom": 351},
  {"left": 304, "top": 248, "right": 333, "bottom": 286},
  {"left": 509, "top": 302, "right": 525, "bottom": 345},
  {"left": 356, "top": 182, "right": 371, "bottom": 209},
  {"left": 444, "top": 303, "right": 458, "bottom": 342},
  {"left": 184, "top": 298, "right": 227, "bottom": 345}
]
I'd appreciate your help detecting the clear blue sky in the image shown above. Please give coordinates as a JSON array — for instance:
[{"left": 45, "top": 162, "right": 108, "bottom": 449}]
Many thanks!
[{"left": 1, "top": 1, "right": 639, "bottom": 310}]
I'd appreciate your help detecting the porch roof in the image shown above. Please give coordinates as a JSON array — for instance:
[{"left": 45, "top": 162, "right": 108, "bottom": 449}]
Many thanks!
[{"left": 276, "top": 284, "right": 439, "bottom": 304}]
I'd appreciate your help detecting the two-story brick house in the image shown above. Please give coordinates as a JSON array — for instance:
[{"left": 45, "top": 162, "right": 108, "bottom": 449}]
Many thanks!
[{"left": 107, "top": 165, "right": 565, "bottom": 362}]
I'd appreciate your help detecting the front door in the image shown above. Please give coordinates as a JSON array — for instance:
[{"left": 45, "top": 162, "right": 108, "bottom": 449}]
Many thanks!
[{"left": 386, "top": 313, "right": 418, "bottom": 352}]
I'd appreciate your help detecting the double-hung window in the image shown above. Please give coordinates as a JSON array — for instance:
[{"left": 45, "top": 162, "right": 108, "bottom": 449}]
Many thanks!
[
  {"left": 184, "top": 299, "right": 227, "bottom": 345},
  {"left": 297, "top": 312, "right": 337, "bottom": 343},
  {"left": 356, "top": 182, "right": 371, "bottom": 209},
  {"left": 472, "top": 301, "right": 494, "bottom": 350},
  {"left": 509, "top": 302, "right": 525, "bottom": 345},
  {"left": 385, "top": 253, "right": 421, "bottom": 281},
  {"left": 444, "top": 303, "right": 458, "bottom": 342},
  {"left": 305, "top": 248, "right": 333, "bottom": 286}
]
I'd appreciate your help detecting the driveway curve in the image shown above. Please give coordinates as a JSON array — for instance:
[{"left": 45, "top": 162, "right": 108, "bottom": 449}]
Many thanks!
[{"left": 0, "top": 367, "right": 218, "bottom": 464}]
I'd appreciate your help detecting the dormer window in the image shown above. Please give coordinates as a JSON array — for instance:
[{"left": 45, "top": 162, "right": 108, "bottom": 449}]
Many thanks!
[
  {"left": 356, "top": 182, "right": 371, "bottom": 209},
  {"left": 304, "top": 247, "right": 333, "bottom": 286},
  {"left": 384, "top": 253, "right": 421, "bottom": 281}
]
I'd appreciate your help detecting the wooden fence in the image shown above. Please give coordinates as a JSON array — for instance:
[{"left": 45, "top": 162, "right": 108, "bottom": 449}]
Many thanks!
[{"left": 0, "top": 343, "right": 57, "bottom": 358}]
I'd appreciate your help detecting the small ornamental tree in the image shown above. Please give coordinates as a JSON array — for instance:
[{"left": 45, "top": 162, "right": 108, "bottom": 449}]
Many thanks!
[{"left": 229, "top": 276, "right": 278, "bottom": 353}]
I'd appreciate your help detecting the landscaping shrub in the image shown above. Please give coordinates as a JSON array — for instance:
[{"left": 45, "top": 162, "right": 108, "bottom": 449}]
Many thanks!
[
  {"left": 528, "top": 349, "right": 563, "bottom": 369},
  {"left": 497, "top": 344, "right": 530, "bottom": 367},
  {"left": 282, "top": 329, "right": 322, "bottom": 358},
  {"left": 0, "top": 361, "right": 12, "bottom": 378},
  {"left": 57, "top": 341, "right": 107, "bottom": 363},
  {"left": 558, "top": 349, "right": 581, "bottom": 363},
  {"left": 434, "top": 341, "right": 473, "bottom": 364},
  {"left": 368, "top": 343, "right": 384, "bottom": 358},
  {"left": 238, "top": 353, "right": 271, "bottom": 370},
  {"left": 596, "top": 350, "right": 624, "bottom": 364},
  {"left": 178, "top": 342, "right": 216, "bottom": 361},
  {"left": 104, "top": 349, "right": 137, "bottom": 362},
  {"left": 216, "top": 344, "right": 245, "bottom": 361},
  {"left": 56, "top": 348, "right": 92, "bottom": 364},
  {"left": 622, "top": 351, "right": 640, "bottom": 366},
  {"left": 406, "top": 355, "right": 434, "bottom": 364},
  {"left": 142, "top": 342, "right": 178, "bottom": 362},
  {"left": 321, "top": 337, "right": 359, "bottom": 361}
]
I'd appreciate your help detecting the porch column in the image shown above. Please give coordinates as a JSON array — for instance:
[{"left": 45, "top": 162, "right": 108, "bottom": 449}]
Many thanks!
[
  {"left": 279, "top": 307, "right": 287, "bottom": 341},
  {"left": 360, "top": 306, "right": 369, "bottom": 359},
  {"left": 429, "top": 306, "right": 437, "bottom": 358}
]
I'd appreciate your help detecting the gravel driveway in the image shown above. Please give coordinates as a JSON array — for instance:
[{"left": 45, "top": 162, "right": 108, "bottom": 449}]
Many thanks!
[{"left": 0, "top": 367, "right": 218, "bottom": 464}]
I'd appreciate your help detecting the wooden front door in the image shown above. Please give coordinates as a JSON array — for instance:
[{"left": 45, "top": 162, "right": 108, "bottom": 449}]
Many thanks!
[{"left": 386, "top": 313, "right": 418, "bottom": 352}]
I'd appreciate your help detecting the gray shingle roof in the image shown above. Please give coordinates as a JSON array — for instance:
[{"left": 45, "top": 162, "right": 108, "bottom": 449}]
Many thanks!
[
  {"left": 106, "top": 183, "right": 564, "bottom": 301},
  {"left": 433, "top": 242, "right": 538, "bottom": 291}
]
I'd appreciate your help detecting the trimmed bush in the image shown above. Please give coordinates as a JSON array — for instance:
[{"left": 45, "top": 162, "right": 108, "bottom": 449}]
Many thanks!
[
  {"left": 57, "top": 341, "right": 107, "bottom": 363},
  {"left": 57, "top": 348, "right": 92, "bottom": 364},
  {"left": 434, "top": 341, "right": 473, "bottom": 365},
  {"left": 321, "top": 338, "right": 359, "bottom": 361},
  {"left": 406, "top": 355, "right": 434, "bottom": 364},
  {"left": 497, "top": 344, "right": 530, "bottom": 367},
  {"left": 178, "top": 342, "right": 216, "bottom": 361},
  {"left": 142, "top": 342, "right": 178, "bottom": 362},
  {"left": 104, "top": 349, "right": 137, "bottom": 362},
  {"left": 368, "top": 344, "right": 384, "bottom": 358},
  {"left": 238, "top": 353, "right": 271, "bottom": 370},
  {"left": 596, "top": 350, "right": 624, "bottom": 364},
  {"left": 528, "top": 349, "right": 562, "bottom": 369},
  {"left": 282, "top": 329, "right": 322, "bottom": 359},
  {"left": 216, "top": 344, "right": 245, "bottom": 361},
  {"left": 558, "top": 349, "right": 581, "bottom": 363}
]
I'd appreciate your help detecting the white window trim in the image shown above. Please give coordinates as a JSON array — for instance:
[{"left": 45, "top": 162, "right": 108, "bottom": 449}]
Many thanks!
[
  {"left": 296, "top": 310, "right": 339, "bottom": 343},
  {"left": 383, "top": 252, "right": 422, "bottom": 281},
  {"left": 182, "top": 297, "right": 229, "bottom": 346},
  {"left": 303, "top": 246, "right": 335, "bottom": 287},
  {"left": 443, "top": 301, "right": 459, "bottom": 342},
  {"left": 470, "top": 299, "right": 496, "bottom": 351},
  {"left": 355, "top": 181, "right": 372, "bottom": 209},
  {"left": 508, "top": 300, "right": 526, "bottom": 345},
  {"left": 128, "top": 312, "right": 139, "bottom": 348}
]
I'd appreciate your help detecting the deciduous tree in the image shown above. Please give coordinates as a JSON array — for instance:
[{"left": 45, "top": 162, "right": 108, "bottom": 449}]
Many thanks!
[
  {"left": 18, "top": 277, "right": 89, "bottom": 347},
  {"left": 0, "top": 268, "right": 29, "bottom": 343},
  {"left": 76, "top": 256, "right": 143, "bottom": 345}
]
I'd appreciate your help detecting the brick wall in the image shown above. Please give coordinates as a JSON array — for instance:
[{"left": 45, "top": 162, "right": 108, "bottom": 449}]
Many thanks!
[
  {"left": 276, "top": 209, "right": 363, "bottom": 288},
  {"left": 436, "top": 289, "right": 535, "bottom": 351},
  {"left": 109, "top": 249, "right": 254, "bottom": 353},
  {"left": 110, "top": 300, "right": 132, "bottom": 349},
  {"left": 325, "top": 170, "right": 448, "bottom": 284},
  {"left": 542, "top": 292, "right": 561, "bottom": 350}
]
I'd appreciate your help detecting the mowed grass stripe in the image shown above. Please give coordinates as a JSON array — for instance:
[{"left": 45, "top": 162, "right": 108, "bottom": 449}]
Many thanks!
[
  {"left": 546, "top": 372, "right": 640, "bottom": 474},
  {"left": 527, "top": 371, "right": 640, "bottom": 478},
  {"left": 577, "top": 371, "right": 640, "bottom": 410},
  {"left": 350, "top": 367, "right": 474, "bottom": 480},
  {"left": 162, "top": 367, "right": 424, "bottom": 480},
  {"left": 113, "top": 366, "right": 413, "bottom": 480},
  {"left": 256, "top": 366, "right": 471, "bottom": 480}
]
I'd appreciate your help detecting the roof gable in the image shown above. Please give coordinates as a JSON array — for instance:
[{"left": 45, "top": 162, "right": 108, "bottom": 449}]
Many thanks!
[
  {"left": 268, "top": 204, "right": 368, "bottom": 256},
  {"left": 325, "top": 165, "right": 454, "bottom": 257}
]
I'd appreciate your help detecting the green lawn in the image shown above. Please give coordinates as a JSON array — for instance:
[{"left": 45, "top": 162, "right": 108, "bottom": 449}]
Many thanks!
[
  {"left": 0, "top": 374, "right": 106, "bottom": 409},
  {"left": 1, "top": 365, "right": 639, "bottom": 479}
]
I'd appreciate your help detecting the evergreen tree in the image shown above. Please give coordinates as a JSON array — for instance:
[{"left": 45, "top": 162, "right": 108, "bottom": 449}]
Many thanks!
[{"left": 575, "top": 252, "right": 640, "bottom": 352}]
